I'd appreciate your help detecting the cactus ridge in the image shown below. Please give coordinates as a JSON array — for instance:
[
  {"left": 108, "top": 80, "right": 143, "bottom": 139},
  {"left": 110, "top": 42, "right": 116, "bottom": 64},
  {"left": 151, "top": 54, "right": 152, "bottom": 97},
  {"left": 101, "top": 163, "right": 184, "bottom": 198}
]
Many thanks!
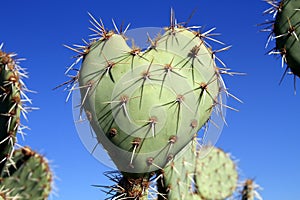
[
  {"left": 263, "top": 0, "right": 300, "bottom": 90},
  {"left": 0, "top": 147, "right": 53, "bottom": 200}
]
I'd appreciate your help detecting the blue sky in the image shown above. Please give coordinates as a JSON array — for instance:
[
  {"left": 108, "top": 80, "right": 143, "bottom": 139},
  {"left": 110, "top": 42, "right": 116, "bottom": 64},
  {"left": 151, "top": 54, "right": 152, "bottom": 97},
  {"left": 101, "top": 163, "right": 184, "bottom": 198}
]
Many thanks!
[{"left": 1, "top": 0, "right": 300, "bottom": 199}]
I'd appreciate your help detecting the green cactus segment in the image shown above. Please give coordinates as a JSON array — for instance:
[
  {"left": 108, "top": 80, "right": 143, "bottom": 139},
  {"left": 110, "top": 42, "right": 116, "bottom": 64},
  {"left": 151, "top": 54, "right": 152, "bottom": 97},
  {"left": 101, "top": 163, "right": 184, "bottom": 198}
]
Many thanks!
[
  {"left": 79, "top": 26, "right": 221, "bottom": 174},
  {"left": 274, "top": 0, "right": 300, "bottom": 77},
  {"left": 0, "top": 147, "right": 53, "bottom": 200},
  {"left": 0, "top": 49, "right": 21, "bottom": 173},
  {"left": 194, "top": 146, "right": 238, "bottom": 200},
  {"left": 158, "top": 138, "right": 198, "bottom": 200}
]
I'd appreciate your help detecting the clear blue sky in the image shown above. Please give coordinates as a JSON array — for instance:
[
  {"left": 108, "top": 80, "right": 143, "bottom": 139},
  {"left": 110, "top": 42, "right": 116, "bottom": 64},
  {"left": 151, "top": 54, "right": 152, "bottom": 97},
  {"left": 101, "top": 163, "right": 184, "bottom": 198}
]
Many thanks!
[{"left": 1, "top": 0, "right": 300, "bottom": 199}]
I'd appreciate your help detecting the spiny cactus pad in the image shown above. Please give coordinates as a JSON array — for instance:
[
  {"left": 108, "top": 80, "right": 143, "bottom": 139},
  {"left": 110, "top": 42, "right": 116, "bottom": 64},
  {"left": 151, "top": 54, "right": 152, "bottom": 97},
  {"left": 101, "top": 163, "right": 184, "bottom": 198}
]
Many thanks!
[
  {"left": 76, "top": 20, "right": 224, "bottom": 174},
  {"left": 274, "top": 0, "right": 300, "bottom": 77},
  {"left": 263, "top": 0, "right": 300, "bottom": 85},
  {"left": 0, "top": 46, "right": 22, "bottom": 173},
  {"left": 194, "top": 146, "right": 238, "bottom": 200},
  {"left": 158, "top": 137, "right": 197, "bottom": 200},
  {"left": 0, "top": 147, "right": 53, "bottom": 200}
]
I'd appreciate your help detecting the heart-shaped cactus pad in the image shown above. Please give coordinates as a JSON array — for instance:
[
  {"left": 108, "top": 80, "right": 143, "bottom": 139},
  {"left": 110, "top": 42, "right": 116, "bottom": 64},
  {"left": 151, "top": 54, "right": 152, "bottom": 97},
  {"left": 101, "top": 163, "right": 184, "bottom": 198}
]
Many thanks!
[{"left": 67, "top": 15, "right": 228, "bottom": 174}]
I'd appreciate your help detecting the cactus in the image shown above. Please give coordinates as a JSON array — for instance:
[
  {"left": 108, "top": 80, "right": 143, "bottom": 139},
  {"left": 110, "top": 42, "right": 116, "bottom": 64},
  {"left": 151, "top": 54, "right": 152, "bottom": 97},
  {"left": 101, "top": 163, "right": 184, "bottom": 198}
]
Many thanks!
[
  {"left": 194, "top": 146, "right": 238, "bottom": 200},
  {"left": 0, "top": 146, "right": 53, "bottom": 200},
  {"left": 263, "top": 0, "right": 300, "bottom": 88},
  {"left": 157, "top": 136, "right": 198, "bottom": 200},
  {"left": 63, "top": 10, "right": 230, "bottom": 199},
  {"left": 0, "top": 45, "right": 22, "bottom": 174},
  {"left": 0, "top": 46, "right": 53, "bottom": 200},
  {"left": 157, "top": 136, "right": 238, "bottom": 200},
  {"left": 61, "top": 10, "right": 264, "bottom": 200},
  {"left": 78, "top": 26, "right": 222, "bottom": 175}
]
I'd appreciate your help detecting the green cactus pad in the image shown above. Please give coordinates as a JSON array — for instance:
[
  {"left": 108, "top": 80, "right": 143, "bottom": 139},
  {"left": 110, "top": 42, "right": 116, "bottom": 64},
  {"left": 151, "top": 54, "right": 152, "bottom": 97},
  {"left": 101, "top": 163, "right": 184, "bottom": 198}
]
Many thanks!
[
  {"left": 194, "top": 146, "right": 238, "bottom": 200},
  {"left": 0, "top": 147, "right": 53, "bottom": 200},
  {"left": 158, "top": 137, "right": 197, "bottom": 200},
  {"left": 0, "top": 48, "right": 21, "bottom": 173},
  {"left": 273, "top": 0, "right": 300, "bottom": 77},
  {"left": 78, "top": 26, "right": 222, "bottom": 174}
]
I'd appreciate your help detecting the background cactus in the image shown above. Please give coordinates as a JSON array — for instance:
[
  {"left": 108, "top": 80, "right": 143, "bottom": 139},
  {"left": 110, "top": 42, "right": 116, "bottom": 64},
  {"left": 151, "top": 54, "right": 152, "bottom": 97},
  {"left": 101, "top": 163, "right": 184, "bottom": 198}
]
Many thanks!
[
  {"left": 0, "top": 46, "right": 53, "bottom": 200},
  {"left": 194, "top": 146, "right": 238, "bottom": 200},
  {"left": 263, "top": 0, "right": 300, "bottom": 88},
  {"left": 149, "top": 136, "right": 238, "bottom": 200},
  {"left": 0, "top": 147, "right": 53, "bottom": 200},
  {"left": 0, "top": 45, "right": 22, "bottom": 174}
]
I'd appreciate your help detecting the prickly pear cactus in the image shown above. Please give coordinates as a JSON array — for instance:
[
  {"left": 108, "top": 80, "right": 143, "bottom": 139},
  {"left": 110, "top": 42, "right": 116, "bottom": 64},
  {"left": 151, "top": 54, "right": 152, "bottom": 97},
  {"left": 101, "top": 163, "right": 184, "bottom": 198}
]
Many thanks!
[
  {"left": 0, "top": 45, "right": 53, "bottom": 200},
  {"left": 63, "top": 10, "right": 232, "bottom": 199},
  {"left": 0, "top": 46, "right": 22, "bottom": 174},
  {"left": 263, "top": 0, "right": 300, "bottom": 85},
  {"left": 78, "top": 27, "right": 221, "bottom": 175},
  {"left": 157, "top": 140, "right": 238, "bottom": 200},
  {"left": 0, "top": 147, "right": 53, "bottom": 200},
  {"left": 157, "top": 136, "right": 198, "bottom": 200},
  {"left": 194, "top": 146, "right": 238, "bottom": 200}
]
